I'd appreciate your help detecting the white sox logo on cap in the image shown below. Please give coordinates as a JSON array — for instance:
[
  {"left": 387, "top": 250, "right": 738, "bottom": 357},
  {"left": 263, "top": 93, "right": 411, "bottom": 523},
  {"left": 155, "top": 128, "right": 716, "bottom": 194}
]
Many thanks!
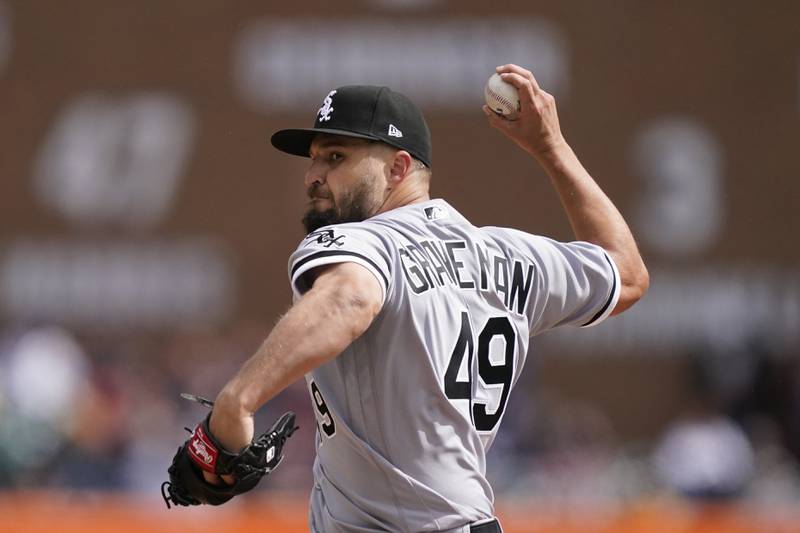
[{"left": 318, "top": 90, "right": 336, "bottom": 122}]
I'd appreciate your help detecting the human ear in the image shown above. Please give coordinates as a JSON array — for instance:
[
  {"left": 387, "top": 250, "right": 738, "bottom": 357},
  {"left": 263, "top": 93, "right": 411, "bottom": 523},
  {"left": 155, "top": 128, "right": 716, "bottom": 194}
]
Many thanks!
[{"left": 389, "top": 150, "right": 413, "bottom": 184}]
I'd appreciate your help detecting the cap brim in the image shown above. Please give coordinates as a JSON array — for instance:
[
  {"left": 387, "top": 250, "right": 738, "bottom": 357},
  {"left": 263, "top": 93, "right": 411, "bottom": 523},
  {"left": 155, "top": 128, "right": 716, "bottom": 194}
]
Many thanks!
[{"left": 270, "top": 128, "right": 380, "bottom": 158}]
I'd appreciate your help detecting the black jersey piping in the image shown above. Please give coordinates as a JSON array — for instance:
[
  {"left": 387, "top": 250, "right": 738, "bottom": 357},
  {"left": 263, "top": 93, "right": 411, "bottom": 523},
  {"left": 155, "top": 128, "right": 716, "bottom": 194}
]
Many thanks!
[
  {"left": 291, "top": 250, "right": 389, "bottom": 289},
  {"left": 581, "top": 253, "right": 617, "bottom": 327}
]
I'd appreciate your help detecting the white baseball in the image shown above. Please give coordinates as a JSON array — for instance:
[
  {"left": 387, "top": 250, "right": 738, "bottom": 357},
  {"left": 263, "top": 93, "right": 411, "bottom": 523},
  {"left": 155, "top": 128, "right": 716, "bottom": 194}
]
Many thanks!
[{"left": 484, "top": 73, "right": 520, "bottom": 120}]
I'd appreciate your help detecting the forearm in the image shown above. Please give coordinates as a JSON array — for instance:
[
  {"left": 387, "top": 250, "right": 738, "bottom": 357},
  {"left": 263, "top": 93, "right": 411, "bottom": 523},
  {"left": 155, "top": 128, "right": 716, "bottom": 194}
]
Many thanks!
[
  {"left": 536, "top": 142, "right": 648, "bottom": 311},
  {"left": 486, "top": 64, "right": 648, "bottom": 313},
  {"left": 211, "top": 286, "right": 368, "bottom": 450},
  {"left": 536, "top": 142, "right": 630, "bottom": 250},
  {"left": 209, "top": 263, "right": 382, "bottom": 452}
]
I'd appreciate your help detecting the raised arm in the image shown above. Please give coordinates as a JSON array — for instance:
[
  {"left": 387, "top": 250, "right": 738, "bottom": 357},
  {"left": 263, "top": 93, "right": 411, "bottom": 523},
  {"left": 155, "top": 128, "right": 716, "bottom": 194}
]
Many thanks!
[
  {"left": 208, "top": 261, "right": 383, "bottom": 454},
  {"left": 484, "top": 64, "right": 648, "bottom": 314}
]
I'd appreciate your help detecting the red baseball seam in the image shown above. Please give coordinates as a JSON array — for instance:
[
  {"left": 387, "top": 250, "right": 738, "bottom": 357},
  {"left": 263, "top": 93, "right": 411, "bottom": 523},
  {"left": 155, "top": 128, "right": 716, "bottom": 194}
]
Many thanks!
[{"left": 486, "top": 87, "right": 519, "bottom": 113}]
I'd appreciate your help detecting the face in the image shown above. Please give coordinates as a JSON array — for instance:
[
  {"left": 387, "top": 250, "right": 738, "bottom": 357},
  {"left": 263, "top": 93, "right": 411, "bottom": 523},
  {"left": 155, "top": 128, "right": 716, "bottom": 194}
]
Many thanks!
[{"left": 302, "top": 135, "right": 393, "bottom": 233}]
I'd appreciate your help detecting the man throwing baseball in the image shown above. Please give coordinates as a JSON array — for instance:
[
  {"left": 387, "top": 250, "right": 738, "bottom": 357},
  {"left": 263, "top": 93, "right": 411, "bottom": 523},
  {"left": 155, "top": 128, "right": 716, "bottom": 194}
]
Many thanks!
[{"left": 163, "top": 64, "right": 648, "bottom": 532}]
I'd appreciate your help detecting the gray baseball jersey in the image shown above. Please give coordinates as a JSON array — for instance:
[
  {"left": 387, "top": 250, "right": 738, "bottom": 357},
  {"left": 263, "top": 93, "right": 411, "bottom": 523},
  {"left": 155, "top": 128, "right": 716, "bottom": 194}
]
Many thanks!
[{"left": 288, "top": 199, "right": 620, "bottom": 533}]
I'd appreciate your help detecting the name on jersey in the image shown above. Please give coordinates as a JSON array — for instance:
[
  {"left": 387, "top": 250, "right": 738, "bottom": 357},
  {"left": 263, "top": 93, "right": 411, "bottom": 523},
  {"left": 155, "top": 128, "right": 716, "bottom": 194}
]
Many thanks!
[{"left": 397, "top": 239, "right": 534, "bottom": 316}]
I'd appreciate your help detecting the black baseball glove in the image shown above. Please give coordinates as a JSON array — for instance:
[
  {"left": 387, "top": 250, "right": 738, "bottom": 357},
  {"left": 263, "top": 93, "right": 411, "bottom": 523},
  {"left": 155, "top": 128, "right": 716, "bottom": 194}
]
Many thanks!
[{"left": 161, "top": 393, "right": 298, "bottom": 508}]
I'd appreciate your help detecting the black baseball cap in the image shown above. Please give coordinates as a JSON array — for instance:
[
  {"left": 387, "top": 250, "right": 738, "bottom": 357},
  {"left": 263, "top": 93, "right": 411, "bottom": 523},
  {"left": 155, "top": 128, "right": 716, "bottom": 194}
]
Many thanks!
[{"left": 271, "top": 85, "right": 432, "bottom": 168}]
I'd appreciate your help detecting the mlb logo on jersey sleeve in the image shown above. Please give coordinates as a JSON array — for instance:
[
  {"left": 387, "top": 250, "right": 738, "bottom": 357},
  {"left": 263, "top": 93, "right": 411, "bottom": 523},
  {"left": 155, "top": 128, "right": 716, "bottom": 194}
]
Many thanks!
[{"left": 424, "top": 206, "right": 448, "bottom": 221}]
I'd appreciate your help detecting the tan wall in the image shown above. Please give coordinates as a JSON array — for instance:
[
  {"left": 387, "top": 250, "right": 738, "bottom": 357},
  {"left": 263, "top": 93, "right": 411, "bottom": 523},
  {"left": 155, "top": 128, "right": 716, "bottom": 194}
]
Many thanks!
[
  {"left": 1, "top": 1, "right": 799, "bottom": 439},
  {"left": 2, "top": 2, "right": 798, "bottom": 321}
]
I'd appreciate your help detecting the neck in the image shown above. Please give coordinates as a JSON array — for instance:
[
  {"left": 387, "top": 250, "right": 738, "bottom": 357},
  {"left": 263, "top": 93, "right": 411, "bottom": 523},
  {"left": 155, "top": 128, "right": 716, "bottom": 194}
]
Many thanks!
[{"left": 376, "top": 176, "right": 430, "bottom": 215}]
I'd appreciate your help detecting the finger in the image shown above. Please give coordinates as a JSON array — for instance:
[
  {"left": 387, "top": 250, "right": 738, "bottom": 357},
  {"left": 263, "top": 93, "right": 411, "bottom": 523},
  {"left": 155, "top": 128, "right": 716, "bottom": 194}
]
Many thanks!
[
  {"left": 203, "top": 469, "right": 236, "bottom": 486},
  {"left": 498, "top": 72, "right": 536, "bottom": 108},
  {"left": 203, "top": 471, "right": 222, "bottom": 485},
  {"left": 482, "top": 105, "right": 514, "bottom": 130},
  {"left": 539, "top": 89, "right": 556, "bottom": 109},
  {"left": 496, "top": 64, "right": 541, "bottom": 92},
  {"left": 271, "top": 412, "right": 296, "bottom": 435}
]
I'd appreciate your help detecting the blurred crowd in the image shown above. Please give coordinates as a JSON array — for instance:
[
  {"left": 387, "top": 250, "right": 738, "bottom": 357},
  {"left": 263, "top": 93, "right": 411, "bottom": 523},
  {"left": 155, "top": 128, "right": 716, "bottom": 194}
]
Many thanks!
[
  {"left": 1, "top": 322, "right": 799, "bottom": 510},
  {"left": 0, "top": 322, "right": 315, "bottom": 497}
]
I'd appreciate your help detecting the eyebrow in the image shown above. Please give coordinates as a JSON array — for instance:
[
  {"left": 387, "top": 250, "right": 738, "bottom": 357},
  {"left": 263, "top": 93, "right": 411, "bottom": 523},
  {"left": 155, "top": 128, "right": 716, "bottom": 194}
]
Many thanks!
[{"left": 311, "top": 137, "right": 372, "bottom": 152}]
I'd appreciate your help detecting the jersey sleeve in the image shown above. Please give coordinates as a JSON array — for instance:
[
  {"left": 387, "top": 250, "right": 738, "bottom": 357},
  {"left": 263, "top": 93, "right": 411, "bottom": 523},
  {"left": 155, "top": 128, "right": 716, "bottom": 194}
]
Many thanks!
[
  {"left": 488, "top": 228, "right": 621, "bottom": 335},
  {"left": 288, "top": 224, "right": 392, "bottom": 304}
]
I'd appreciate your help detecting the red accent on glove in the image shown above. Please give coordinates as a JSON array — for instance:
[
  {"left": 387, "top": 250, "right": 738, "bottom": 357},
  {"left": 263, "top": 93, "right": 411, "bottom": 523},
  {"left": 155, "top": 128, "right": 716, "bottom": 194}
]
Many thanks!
[{"left": 187, "top": 423, "right": 219, "bottom": 473}]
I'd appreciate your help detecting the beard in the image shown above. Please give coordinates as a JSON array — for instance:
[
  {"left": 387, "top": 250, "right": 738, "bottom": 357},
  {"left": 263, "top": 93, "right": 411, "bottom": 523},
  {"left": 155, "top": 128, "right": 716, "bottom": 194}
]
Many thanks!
[{"left": 302, "top": 177, "right": 381, "bottom": 233}]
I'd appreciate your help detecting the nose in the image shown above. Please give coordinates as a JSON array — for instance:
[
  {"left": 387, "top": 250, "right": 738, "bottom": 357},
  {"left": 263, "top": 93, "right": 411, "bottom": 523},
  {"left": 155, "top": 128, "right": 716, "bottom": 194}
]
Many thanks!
[{"left": 304, "top": 160, "right": 326, "bottom": 189}]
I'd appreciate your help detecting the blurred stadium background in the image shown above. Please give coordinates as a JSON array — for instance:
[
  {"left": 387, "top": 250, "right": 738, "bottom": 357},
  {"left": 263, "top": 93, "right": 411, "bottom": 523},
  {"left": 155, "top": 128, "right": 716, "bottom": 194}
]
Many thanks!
[{"left": 1, "top": 1, "right": 799, "bottom": 532}]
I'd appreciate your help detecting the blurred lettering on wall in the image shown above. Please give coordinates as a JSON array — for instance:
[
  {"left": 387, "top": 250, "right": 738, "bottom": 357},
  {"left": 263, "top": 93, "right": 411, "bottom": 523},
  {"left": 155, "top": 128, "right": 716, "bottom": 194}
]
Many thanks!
[
  {"left": 549, "top": 267, "right": 800, "bottom": 354},
  {"left": 233, "top": 17, "right": 569, "bottom": 112},
  {"left": 0, "top": 240, "right": 234, "bottom": 329}
]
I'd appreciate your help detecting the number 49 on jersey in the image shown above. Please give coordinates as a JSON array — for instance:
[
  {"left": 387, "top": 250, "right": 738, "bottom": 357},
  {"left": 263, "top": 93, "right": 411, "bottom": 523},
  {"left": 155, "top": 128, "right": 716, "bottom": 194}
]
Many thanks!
[{"left": 444, "top": 312, "right": 516, "bottom": 432}]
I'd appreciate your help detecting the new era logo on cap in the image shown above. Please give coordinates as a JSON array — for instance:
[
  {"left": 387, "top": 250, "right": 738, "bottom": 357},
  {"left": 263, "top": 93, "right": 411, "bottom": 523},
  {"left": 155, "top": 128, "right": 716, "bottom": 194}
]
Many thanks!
[{"left": 270, "top": 85, "right": 432, "bottom": 168}]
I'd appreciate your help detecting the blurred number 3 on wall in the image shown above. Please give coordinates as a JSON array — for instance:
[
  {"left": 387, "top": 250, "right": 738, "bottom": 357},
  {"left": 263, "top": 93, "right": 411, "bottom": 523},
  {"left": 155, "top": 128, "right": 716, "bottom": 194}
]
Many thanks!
[{"left": 632, "top": 117, "right": 724, "bottom": 257}]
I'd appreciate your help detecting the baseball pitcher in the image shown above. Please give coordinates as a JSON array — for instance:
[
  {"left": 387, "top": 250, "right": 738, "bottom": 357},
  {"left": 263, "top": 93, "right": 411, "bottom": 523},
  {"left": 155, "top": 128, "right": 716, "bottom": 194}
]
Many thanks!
[{"left": 163, "top": 64, "right": 648, "bottom": 533}]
